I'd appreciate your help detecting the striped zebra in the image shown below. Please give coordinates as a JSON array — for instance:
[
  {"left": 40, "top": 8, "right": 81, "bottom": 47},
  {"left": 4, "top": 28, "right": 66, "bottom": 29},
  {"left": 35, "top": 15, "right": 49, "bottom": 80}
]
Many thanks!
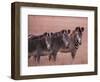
[
  {"left": 60, "top": 27, "right": 84, "bottom": 63},
  {"left": 28, "top": 32, "right": 53, "bottom": 62},
  {"left": 49, "top": 29, "right": 71, "bottom": 61}
]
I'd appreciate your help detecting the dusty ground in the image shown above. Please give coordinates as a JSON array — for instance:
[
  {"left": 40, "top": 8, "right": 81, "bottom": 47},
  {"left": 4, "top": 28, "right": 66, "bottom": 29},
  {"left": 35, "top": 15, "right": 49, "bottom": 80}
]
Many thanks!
[{"left": 28, "top": 15, "right": 88, "bottom": 66}]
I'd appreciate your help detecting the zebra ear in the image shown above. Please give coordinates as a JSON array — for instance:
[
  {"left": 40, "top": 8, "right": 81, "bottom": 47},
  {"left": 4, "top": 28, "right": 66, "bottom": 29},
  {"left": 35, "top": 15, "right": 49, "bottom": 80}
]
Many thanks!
[
  {"left": 75, "top": 27, "right": 80, "bottom": 31},
  {"left": 61, "top": 30, "right": 65, "bottom": 33},
  {"left": 51, "top": 32, "right": 53, "bottom": 35},
  {"left": 81, "top": 27, "right": 84, "bottom": 32},
  {"left": 62, "top": 30, "right": 68, "bottom": 34},
  {"left": 67, "top": 29, "right": 70, "bottom": 34},
  {"left": 44, "top": 32, "right": 48, "bottom": 36}
]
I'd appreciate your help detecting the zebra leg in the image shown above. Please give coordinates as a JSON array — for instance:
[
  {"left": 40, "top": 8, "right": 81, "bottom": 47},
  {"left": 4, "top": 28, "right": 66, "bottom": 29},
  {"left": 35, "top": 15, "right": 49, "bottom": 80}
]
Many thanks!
[
  {"left": 53, "top": 54, "right": 57, "bottom": 61},
  {"left": 37, "top": 55, "right": 40, "bottom": 63},
  {"left": 71, "top": 52, "right": 75, "bottom": 59},
  {"left": 34, "top": 55, "right": 37, "bottom": 62},
  {"left": 71, "top": 51, "right": 76, "bottom": 64},
  {"left": 28, "top": 55, "right": 31, "bottom": 59},
  {"left": 49, "top": 51, "right": 54, "bottom": 61},
  {"left": 52, "top": 50, "right": 58, "bottom": 62},
  {"left": 49, "top": 55, "right": 52, "bottom": 61},
  {"left": 52, "top": 52, "right": 57, "bottom": 62},
  {"left": 49, "top": 50, "right": 54, "bottom": 61}
]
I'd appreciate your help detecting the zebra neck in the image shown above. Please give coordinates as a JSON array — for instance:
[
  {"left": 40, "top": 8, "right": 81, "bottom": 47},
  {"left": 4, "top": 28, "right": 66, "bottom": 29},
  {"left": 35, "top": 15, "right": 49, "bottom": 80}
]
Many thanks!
[{"left": 70, "top": 37, "right": 79, "bottom": 49}]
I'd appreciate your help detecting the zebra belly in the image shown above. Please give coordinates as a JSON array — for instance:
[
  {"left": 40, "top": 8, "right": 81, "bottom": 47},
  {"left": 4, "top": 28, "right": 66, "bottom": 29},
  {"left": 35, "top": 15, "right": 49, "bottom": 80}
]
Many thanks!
[{"left": 59, "top": 48, "right": 70, "bottom": 53}]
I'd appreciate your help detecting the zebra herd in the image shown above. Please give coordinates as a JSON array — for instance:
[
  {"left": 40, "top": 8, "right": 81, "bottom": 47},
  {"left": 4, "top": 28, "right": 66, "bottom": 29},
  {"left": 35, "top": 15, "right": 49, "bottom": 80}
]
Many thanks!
[{"left": 28, "top": 27, "right": 84, "bottom": 63}]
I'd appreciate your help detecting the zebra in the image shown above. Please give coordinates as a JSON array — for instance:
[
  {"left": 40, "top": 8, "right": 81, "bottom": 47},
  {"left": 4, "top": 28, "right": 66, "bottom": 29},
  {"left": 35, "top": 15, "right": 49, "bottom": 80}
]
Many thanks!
[
  {"left": 49, "top": 29, "right": 71, "bottom": 61},
  {"left": 60, "top": 27, "right": 84, "bottom": 63},
  {"left": 28, "top": 32, "right": 53, "bottom": 62}
]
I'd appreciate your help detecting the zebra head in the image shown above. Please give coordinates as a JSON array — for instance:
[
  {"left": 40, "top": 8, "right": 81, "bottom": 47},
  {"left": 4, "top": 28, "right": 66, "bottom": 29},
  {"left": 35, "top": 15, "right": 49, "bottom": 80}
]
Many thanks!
[
  {"left": 74, "top": 27, "right": 84, "bottom": 45},
  {"left": 44, "top": 32, "right": 53, "bottom": 50},
  {"left": 61, "top": 29, "right": 70, "bottom": 47}
]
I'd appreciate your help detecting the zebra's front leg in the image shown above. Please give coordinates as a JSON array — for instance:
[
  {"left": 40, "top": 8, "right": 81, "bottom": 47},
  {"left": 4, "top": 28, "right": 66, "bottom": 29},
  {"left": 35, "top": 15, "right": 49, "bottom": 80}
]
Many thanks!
[
  {"left": 34, "top": 55, "right": 37, "bottom": 62},
  {"left": 53, "top": 54, "right": 57, "bottom": 61},
  {"left": 52, "top": 50, "right": 58, "bottom": 62},
  {"left": 49, "top": 55, "right": 52, "bottom": 61},
  {"left": 71, "top": 51, "right": 76, "bottom": 64},
  {"left": 28, "top": 55, "right": 31, "bottom": 59},
  {"left": 37, "top": 55, "right": 40, "bottom": 63}
]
